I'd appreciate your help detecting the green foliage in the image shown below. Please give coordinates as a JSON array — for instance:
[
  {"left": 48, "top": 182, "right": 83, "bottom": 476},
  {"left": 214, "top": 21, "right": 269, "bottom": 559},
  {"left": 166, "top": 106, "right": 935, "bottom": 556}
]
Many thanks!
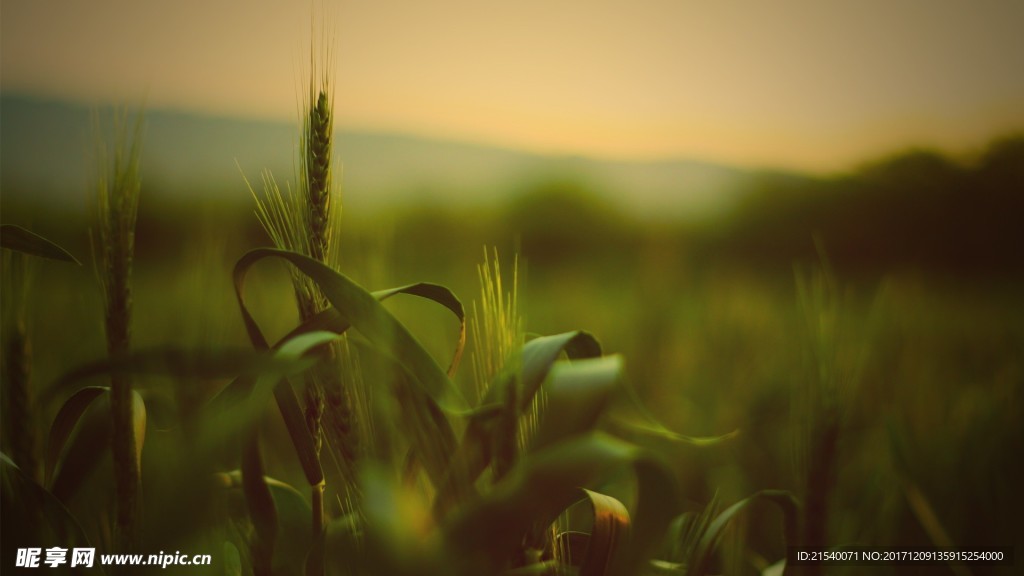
[
  {"left": 1, "top": 224, "right": 81, "bottom": 265},
  {"left": 6, "top": 30, "right": 1020, "bottom": 576},
  {"left": 711, "top": 134, "right": 1024, "bottom": 277}
]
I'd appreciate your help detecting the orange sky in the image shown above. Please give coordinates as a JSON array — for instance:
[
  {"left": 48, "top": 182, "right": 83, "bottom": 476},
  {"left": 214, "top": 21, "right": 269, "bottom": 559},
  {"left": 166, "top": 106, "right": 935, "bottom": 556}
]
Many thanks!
[{"left": 2, "top": 0, "right": 1023, "bottom": 171}]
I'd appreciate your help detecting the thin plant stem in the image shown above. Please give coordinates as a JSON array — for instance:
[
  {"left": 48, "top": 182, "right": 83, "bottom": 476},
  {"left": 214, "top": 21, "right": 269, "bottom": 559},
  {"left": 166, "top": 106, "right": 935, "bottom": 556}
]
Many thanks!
[
  {"left": 1, "top": 251, "right": 39, "bottom": 482},
  {"left": 92, "top": 109, "right": 144, "bottom": 554}
]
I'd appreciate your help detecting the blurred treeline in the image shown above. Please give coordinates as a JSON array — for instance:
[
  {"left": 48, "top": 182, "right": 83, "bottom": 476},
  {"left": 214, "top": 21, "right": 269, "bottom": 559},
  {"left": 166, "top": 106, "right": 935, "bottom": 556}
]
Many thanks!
[
  {"left": 712, "top": 135, "right": 1024, "bottom": 278},
  {"left": 389, "top": 133, "right": 1024, "bottom": 283},
  {"left": 4, "top": 132, "right": 1021, "bottom": 286}
]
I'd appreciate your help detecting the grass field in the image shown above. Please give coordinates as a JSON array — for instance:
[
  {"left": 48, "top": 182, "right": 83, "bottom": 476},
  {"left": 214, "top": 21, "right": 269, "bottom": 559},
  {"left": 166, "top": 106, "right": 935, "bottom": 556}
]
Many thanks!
[{"left": 2, "top": 82, "right": 1022, "bottom": 574}]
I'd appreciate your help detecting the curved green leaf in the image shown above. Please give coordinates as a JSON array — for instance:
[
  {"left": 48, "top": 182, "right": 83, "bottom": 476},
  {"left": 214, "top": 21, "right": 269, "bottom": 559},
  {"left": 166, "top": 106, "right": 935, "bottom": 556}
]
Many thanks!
[
  {"left": 223, "top": 542, "right": 243, "bottom": 576},
  {"left": 578, "top": 489, "right": 630, "bottom": 576},
  {"left": 555, "top": 531, "right": 591, "bottom": 568},
  {"left": 217, "top": 471, "right": 313, "bottom": 576},
  {"left": 372, "top": 282, "right": 467, "bottom": 377},
  {"left": 439, "top": 331, "right": 604, "bottom": 510},
  {"left": 47, "top": 345, "right": 324, "bottom": 488},
  {"left": 0, "top": 224, "right": 81, "bottom": 264},
  {"left": 250, "top": 331, "right": 340, "bottom": 401},
  {"left": 608, "top": 415, "right": 741, "bottom": 447},
  {"left": 515, "top": 331, "right": 602, "bottom": 410},
  {"left": 529, "top": 356, "right": 623, "bottom": 453},
  {"left": 218, "top": 262, "right": 467, "bottom": 491},
  {"left": 609, "top": 456, "right": 681, "bottom": 576},
  {"left": 239, "top": 331, "right": 342, "bottom": 572},
  {"left": 229, "top": 376, "right": 317, "bottom": 487},
  {"left": 442, "top": 432, "right": 678, "bottom": 576},
  {"left": 45, "top": 386, "right": 108, "bottom": 485},
  {"left": 242, "top": 426, "right": 276, "bottom": 576},
  {"left": 271, "top": 281, "right": 467, "bottom": 377},
  {"left": 49, "top": 389, "right": 146, "bottom": 503},
  {"left": 665, "top": 492, "right": 719, "bottom": 568},
  {"left": 233, "top": 248, "right": 467, "bottom": 413},
  {"left": 1, "top": 454, "right": 101, "bottom": 574},
  {"left": 690, "top": 490, "right": 799, "bottom": 576},
  {"left": 210, "top": 282, "right": 464, "bottom": 459},
  {"left": 608, "top": 377, "right": 739, "bottom": 447}
]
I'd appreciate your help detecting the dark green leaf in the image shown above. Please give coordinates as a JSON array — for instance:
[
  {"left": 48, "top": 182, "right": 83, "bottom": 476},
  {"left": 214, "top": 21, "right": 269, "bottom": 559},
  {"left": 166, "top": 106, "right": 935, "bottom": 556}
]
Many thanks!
[
  {"left": 440, "top": 332, "right": 603, "bottom": 510},
  {"left": 530, "top": 356, "right": 623, "bottom": 453},
  {"left": 273, "top": 281, "right": 467, "bottom": 376},
  {"left": 578, "top": 489, "right": 630, "bottom": 576},
  {"left": 690, "top": 490, "right": 799, "bottom": 576},
  {"left": 0, "top": 224, "right": 81, "bottom": 264},
  {"left": 218, "top": 471, "right": 314, "bottom": 576},
  {"left": 1, "top": 454, "right": 102, "bottom": 574},
  {"left": 443, "top": 433, "right": 678, "bottom": 576},
  {"left": 48, "top": 389, "right": 146, "bottom": 503},
  {"left": 233, "top": 248, "right": 467, "bottom": 413},
  {"left": 45, "top": 386, "right": 108, "bottom": 485},
  {"left": 240, "top": 331, "right": 342, "bottom": 571}
]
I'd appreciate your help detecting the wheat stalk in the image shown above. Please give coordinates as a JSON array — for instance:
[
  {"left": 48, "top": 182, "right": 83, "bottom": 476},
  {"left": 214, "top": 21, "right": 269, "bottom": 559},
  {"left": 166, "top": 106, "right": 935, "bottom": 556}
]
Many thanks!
[
  {"left": 470, "top": 248, "right": 526, "bottom": 482},
  {"left": 471, "top": 248, "right": 523, "bottom": 401},
  {"left": 1, "top": 251, "right": 39, "bottom": 482},
  {"left": 91, "top": 109, "right": 144, "bottom": 554},
  {"left": 249, "top": 34, "right": 355, "bottom": 540},
  {"left": 304, "top": 86, "right": 334, "bottom": 265}
]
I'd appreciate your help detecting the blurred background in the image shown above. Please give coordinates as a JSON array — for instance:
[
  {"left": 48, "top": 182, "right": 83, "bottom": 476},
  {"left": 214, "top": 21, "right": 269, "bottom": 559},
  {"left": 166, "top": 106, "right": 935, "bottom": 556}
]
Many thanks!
[{"left": 3, "top": 0, "right": 1023, "bottom": 571}]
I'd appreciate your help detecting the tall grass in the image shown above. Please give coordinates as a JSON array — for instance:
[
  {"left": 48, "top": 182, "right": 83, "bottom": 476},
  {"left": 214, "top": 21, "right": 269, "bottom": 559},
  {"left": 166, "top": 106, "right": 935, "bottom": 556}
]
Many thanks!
[
  {"left": 91, "top": 109, "right": 144, "bottom": 554},
  {"left": 470, "top": 248, "right": 523, "bottom": 402},
  {"left": 4, "top": 19, "right": 1018, "bottom": 576},
  {"left": 470, "top": 248, "right": 525, "bottom": 482},
  {"left": 250, "top": 39, "right": 349, "bottom": 543},
  {"left": 1, "top": 251, "right": 37, "bottom": 481},
  {"left": 792, "top": 248, "right": 869, "bottom": 573}
]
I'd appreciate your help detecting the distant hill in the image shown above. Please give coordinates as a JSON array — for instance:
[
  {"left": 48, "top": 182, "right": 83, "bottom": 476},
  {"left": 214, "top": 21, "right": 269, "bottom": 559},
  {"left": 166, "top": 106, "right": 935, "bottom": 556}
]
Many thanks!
[
  {"left": 702, "top": 136, "right": 1024, "bottom": 277},
  {"left": 1, "top": 94, "right": 751, "bottom": 221}
]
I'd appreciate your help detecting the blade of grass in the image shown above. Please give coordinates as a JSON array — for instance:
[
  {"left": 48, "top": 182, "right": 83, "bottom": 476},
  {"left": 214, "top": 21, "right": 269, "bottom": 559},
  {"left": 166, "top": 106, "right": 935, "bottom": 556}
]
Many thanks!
[
  {"left": 607, "top": 374, "right": 739, "bottom": 447},
  {"left": 49, "top": 390, "right": 146, "bottom": 506},
  {"left": 45, "top": 386, "right": 108, "bottom": 485},
  {"left": 2, "top": 249, "right": 38, "bottom": 481},
  {"left": 690, "top": 490, "right": 799, "bottom": 576},
  {"left": 899, "top": 477, "right": 973, "bottom": 576},
  {"left": 578, "top": 489, "right": 630, "bottom": 576},
  {"left": 2, "top": 454, "right": 97, "bottom": 564},
  {"left": 242, "top": 428, "right": 275, "bottom": 576},
  {"left": 1, "top": 224, "right": 81, "bottom": 264}
]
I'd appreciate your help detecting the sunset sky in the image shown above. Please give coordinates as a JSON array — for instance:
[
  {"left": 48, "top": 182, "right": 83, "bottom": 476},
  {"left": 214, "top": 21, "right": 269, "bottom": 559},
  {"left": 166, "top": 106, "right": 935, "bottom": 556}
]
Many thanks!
[{"left": 2, "top": 0, "right": 1023, "bottom": 171}]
